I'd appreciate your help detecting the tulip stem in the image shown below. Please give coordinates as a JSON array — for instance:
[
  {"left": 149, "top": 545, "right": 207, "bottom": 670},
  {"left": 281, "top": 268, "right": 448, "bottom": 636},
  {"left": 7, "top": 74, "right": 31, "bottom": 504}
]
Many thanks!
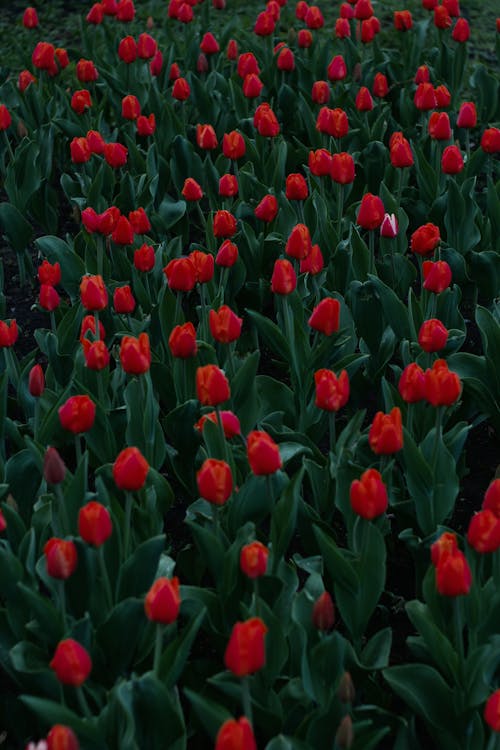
[
  {"left": 211, "top": 503, "right": 220, "bottom": 541},
  {"left": 431, "top": 407, "right": 443, "bottom": 477},
  {"left": 368, "top": 230, "right": 375, "bottom": 276},
  {"left": 3, "top": 131, "right": 14, "bottom": 162},
  {"left": 241, "top": 677, "right": 253, "bottom": 726},
  {"left": 153, "top": 623, "right": 164, "bottom": 677},
  {"left": 123, "top": 491, "right": 133, "bottom": 561},
  {"left": 465, "top": 130, "right": 470, "bottom": 163},
  {"left": 75, "top": 435, "right": 83, "bottom": 468},
  {"left": 453, "top": 598, "right": 465, "bottom": 666},
  {"left": 76, "top": 686, "right": 92, "bottom": 719},
  {"left": 253, "top": 578, "right": 260, "bottom": 618},
  {"left": 97, "top": 236, "right": 104, "bottom": 278},
  {"left": 396, "top": 169, "right": 403, "bottom": 212},
  {"left": 58, "top": 580, "right": 67, "bottom": 631},
  {"left": 174, "top": 292, "right": 183, "bottom": 326},
  {"left": 337, "top": 184, "right": 344, "bottom": 239},
  {"left": 54, "top": 483, "right": 70, "bottom": 537},
  {"left": 329, "top": 411, "right": 337, "bottom": 454},
  {"left": 98, "top": 546, "right": 113, "bottom": 610}
]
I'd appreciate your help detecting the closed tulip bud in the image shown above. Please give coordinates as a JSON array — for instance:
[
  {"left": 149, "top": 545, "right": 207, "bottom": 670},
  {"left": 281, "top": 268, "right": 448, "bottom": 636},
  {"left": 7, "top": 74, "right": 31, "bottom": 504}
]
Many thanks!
[
  {"left": 87, "top": 2, "right": 104, "bottom": 22},
  {"left": 50, "top": 640, "right": 91, "bottom": 686},
  {"left": 309, "top": 298, "right": 341, "bottom": 336},
  {"left": 414, "top": 82, "right": 437, "bottom": 111},
  {"left": 285, "top": 223, "right": 312, "bottom": 260},
  {"left": 111, "top": 215, "right": 134, "bottom": 245},
  {"left": 254, "top": 103, "right": 280, "bottom": 137},
  {"left": 452, "top": 17, "right": 469, "bottom": 41},
  {"left": 429, "top": 111, "right": 452, "bottom": 140},
  {"left": 189, "top": 250, "right": 214, "bottom": 283},
  {"left": 224, "top": 618, "right": 268, "bottom": 676},
  {"left": 361, "top": 16, "right": 380, "bottom": 43},
  {"left": 424, "top": 359, "right": 461, "bottom": 406},
  {"left": 172, "top": 77, "right": 190, "bottom": 101},
  {"left": 457, "top": 101, "right": 477, "bottom": 129},
  {"left": 44, "top": 447, "right": 66, "bottom": 485},
  {"left": 18, "top": 69, "right": 36, "bottom": 92},
  {"left": 113, "top": 285, "right": 135, "bottom": 314},
  {"left": 443, "top": 0, "right": 460, "bottom": 15},
  {"left": 227, "top": 39, "right": 238, "bottom": 59},
  {"left": 415, "top": 64, "right": 431, "bottom": 83},
  {"left": 44, "top": 539, "right": 77, "bottom": 579},
  {"left": 369, "top": 407, "right": 403, "bottom": 454},
  {"left": 118, "top": 35, "right": 137, "bottom": 63},
  {"left": 254, "top": 194, "right": 278, "bottom": 222},
  {"left": 423, "top": 260, "right": 452, "bottom": 293},
  {"left": 134, "top": 243, "right": 155, "bottom": 272},
  {"left": 39, "top": 284, "right": 60, "bottom": 311},
  {"left": 213, "top": 210, "right": 237, "bottom": 238},
  {"left": 271, "top": 259, "right": 296, "bottom": 294},
  {"left": 484, "top": 690, "right": 500, "bottom": 732},
  {"left": 150, "top": 49, "right": 163, "bottom": 76},
  {"left": 38, "top": 259, "right": 61, "bottom": 287},
  {"left": 355, "top": 86, "right": 374, "bottom": 111},
  {"left": 355, "top": 0, "right": 374, "bottom": 19},
  {"left": 195, "top": 410, "right": 241, "bottom": 438},
  {"left": 113, "top": 446, "right": 149, "bottom": 490},
  {"left": 434, "top": 5, "right": 452, "bottom": 28},
  {"left": 390, "top": 136, "right": 413, "bottom": 168},
  {"left": 350, "top": 468, "right": 388, "bottom": 519},
  {"left": 23, "top": 7, "right": 39, "bottom": 27},
  {"left": 137, "top": 113, "right": 156, "bottom": 137},
  {"left": 237, "top": 52, "right": 260, "bottom": 78},
  {"left": 196, "top": 364, "right": 230, "bottom": 406},
  {"left": 394, "top": 10, "right": 412, "bottom": 30},
  {"left": 215, "top": 717, "right": 257, "bottom": 750},
  {"left": 216, "top": 240, "right": 238, "bottom": 267},
  {"left": 340, "top": 5, "right": 354, "bottom": 19},
  {"left": 309, "top": 148, "right": 333, "bottom": 176},
  {"left": 467, "top": 510, "right": 500, "bottom": 553},
  {"left": 209, "top": 305, "right": 243, "bottom": 343},
  {"left": 315, "top": 369, "right": 349, "bottom": 411},
  {"left": 305, "top": 4, "right": 323, "bottom": 27},
  {"left": 431, "top": 531, "right": 458, "bottom": 566},
  {"left": 78, "top": 501, "right": 112, "bottom": 546},
  {"left": 177, "top": 3, "right": 194, "bottom": 23},
  {"left": 120, "top": 333, "right": 151, "bottom": 375},
  {"left": 398, "top": 362, "right": 426, "bottom": 402},
  {"left": 436, "top": 549, "right": 471, "bottom": 595},
  {"left": 163, "top": 257, "right": 196, "bottom": 292},
  {"left": 223, "top": 130, "right": 245, "bottom": 160},
  {"left": 128, "top": 207, "right": 150, "bottom": 235},
  {"left": 121, "top": 94, "right": 141, "bottom": 120},
  {"left": 197, "top": 458, "right": 233, "bottom": 505},
  {"left": 102, "top": 0, "right": 118, "bottom": 15},
  {"left": 71, "top": 90, "right": 92, "bottom": 115},
  {"left": 481, "top": 128, "right": 500, "bottom": 154},
  {"left": 336, "top": 715, "right": 354, "bottom": 749},
  {"left": 80, "top": 275, "right": 107, "bottom": 311},
  {"left": 330, "top": 152, "right": 355, "bottom": 185},
  {"left": 372, "top": 72, "right": 389, "bottom": 97},
  {"left": 200, "top": 31, "right": 219, "bottom": 55},
  {"left": 483, "top": 479, "right": 500, "bottom": 518},
  {"left": 59, "top": 395, "right": 96, "bottom": 434},
  {"left": 380, "top": 213, "right": 399, "bottom": 238},
  {"left": 240, "top": 541, "right": 269, "bottom": 578},
  {"left": 295, "top": 1, "right": 308, "bottom": 20},
  {"left": 47, "top": 725, "right": 79, "bottom": 750},
  {"left": 300, "top": 243, "right": 324, "bottom": 274},
  {"left": 117, "top": 0, "right": 136, "bottom": 21},
  {"left": 311, "top": 81, "right": 330, "bottom": 105},
  {"left": 196, "top": 123, "right": 218, "bottom": 150},
  {"left": 247, "top": 430, "right": 282, "bottom": 475},
  {"left": 337, "top": 672, "right": 356, "bottom": 703},
  {"left": 298, "top": 28, "right": 313, "bottom": 46},
  {"left": 55, "top": 46, "right": 69, "bottom": 70},
  {"left": 254, "top": 10, "right": 275, "bottom": 35},
  {"left": 182, "top": 177, "right": 203, "bottom": 202},
  {"left": 435, "top": 84, "right": 451, "bottom": 108},
  {"left": 357, "top": 193, "right": 385, "bottom": 230},
  {"left": 137, "top": 32, "right": 157, "bottom": 59},
  {"left": 80, "top": 314, "right": 105, "bottom": 343},
  {"left": 335, "top": 18, "right": 351, "bottom": 38},
  {"left": 441, "top": 145, "right": 464, "bottom": 174},
  {"left": 70, "top": 137, "right": 91, "bottom": 163},
  {"left": 410, "top": 223, "right": 440, "bottom": 255},
  {"left": 219, "top": 174, "right": 238, "bottom": 197},
  {"left": 82, "top": 339, "right": 110, "bottom": 371},
  {"left": 145, "top": 577, "right": 181, "bottom": 623},
  {"left": 312, "top": 591, "right": 335, "bottom": 631},
  {"left": 32, "top": 41, "right": 56, "bottom": 72},
  {"left": 197, "top": 53, "right": 209, "bottom": 74},
  {"left": 277, "top": 47, "right": 295, "bottom": 71},
  {"left": 418, "top": 318, "right": 448, "bottom": 352},
  {"left": 103, "top": 142, "right": 128, "bottom": 168},
  {"left": 29, "top": 364, "right": 45, "bottom": 397},
  {"left": 77, "top": 59, "right": 99, "bottom": 85},
  {"left": 169, "top": 322, "right": 197, "bottom": 358}
]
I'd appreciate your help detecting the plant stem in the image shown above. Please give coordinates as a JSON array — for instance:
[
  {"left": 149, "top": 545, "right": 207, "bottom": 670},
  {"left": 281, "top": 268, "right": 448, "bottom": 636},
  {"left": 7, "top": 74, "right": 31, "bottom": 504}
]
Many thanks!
[
  {"left": 123, "top": 491, "right": 133, "bottom": 561},
  {"left": 153, "top": 623, "right": 164, "bottom": 677},
  {"left": 329, "top": 411, "right": 337, "bottom": 454},
  {"left": 241, "top": 677, "right": 253, "bottom": 726},
  {"left": 76, "top": 686, "right": 92, "bottom": 719},
  {"left": 54, "top": 484, "right": 70, "bottom": 537},
  {"left": 98, "top": 546, "right": 113, "bottom": 610}
]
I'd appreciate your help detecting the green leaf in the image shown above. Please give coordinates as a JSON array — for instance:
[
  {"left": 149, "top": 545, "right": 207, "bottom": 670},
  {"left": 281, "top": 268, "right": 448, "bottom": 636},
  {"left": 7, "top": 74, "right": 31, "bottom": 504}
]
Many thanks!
[
  {"left": 117, "top": 535, "right": 166, "bottom": 600},
  {"left": 184, "top": 687, "right": 232, "bottom": 740},
  {"left": 368, "top": 275, "right": 411, "bottom": 340},
  {"left": 270, "top": 467, "right": 304, "bottom": 571},
  {"left": 405, "top": 600, "right": 458, "bottom": 683},
  {"left": 383, "top": 663, "right": 456, "bottom": 730},
  {"left": 96, "top": 598, "right": 146, "bottom": 676},
  {"left": 313, "top": 525, "right": 358, "bottom": 593},
  {"left": 0, "top": 202, "right": 33, "bottom": 254},
  {"left": 160, "top": 607, "right": 206, "bottom": 688},
  {"left": 21, "top": 696, "right": 106, "bottom": 749},
  {"left": 35, "top": 236, "right": 85, "bottom": 301},
  {"left": 246, "top": 309, "right": 291, "bottom": 363}
]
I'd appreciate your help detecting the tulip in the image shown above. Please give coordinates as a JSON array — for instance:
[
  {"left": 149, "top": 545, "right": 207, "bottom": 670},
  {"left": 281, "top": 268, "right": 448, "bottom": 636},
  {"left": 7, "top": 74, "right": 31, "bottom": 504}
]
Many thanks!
[
  {"left": 369, "top": 407, "right": 403, "bottom": 454},
  {"left": 327, "top": 55, "right": 347, "bottom": 82},
  {"left": 50, "top": 640, "right": 92, "bottom": 686},
  {"left": 213, "top": 210, "right": 237, "bottom": 238},
  {"left": 70, "top": 137, "right": 91, "bottom": 163},
  {"left": 398, "top": 363, "right": 426, "bottom": 403},
  {"left": 128, "top": 207, "right": 150, "bottom": 234},
  {"left": 136, "top": 113, "right": 156, "bottom": 136},
  {"left": 197, "top": 458, "right": 233, "bottom": 505},
  {"left": 18, "top": 70, "right": 36, "bottom": 92},
  {"left": 254, "top": 10, "right": 275, "bottom": 35},
  {"left": 219, "top": 174, "right": 239, "bottom": 197},
  {"left": 43, "top": 447, "right": 66, "bottom": 485},
  {"left": 410, "top": 223, "right": 440, "bottom": 255},
  {"left": 196, "top": 365, "right": 230, "bottom": 406},
  {"left": 355, "top": 86, "right": 373, "bottom": 111},
  {"left": 29, "top": 364, "right": 45, "bottom": 397},
  {"left": 80, "top": 315, "right": 105, "bottom": 343},
  {"left": 423, "top": 260, "right": 452, "bottom": 293},
  {"left": 418, "top": 319, "right": 448, "bottom": 352},
  {"left": 216, "top": 240, "right": 239, "bottom": 267},
  {"left": 441, "top": 145, "right": 464, "bottom": 174},
  {"left": 452, "top": 17, "right": 469, "bottom": 41},
  {"left": 484, "top": 690, "right": 500, "bottom": 732},
  {"left": 113, "top": 446, "right": 149, "bottom": 491},
  {"left": 80, "top": 275, "right": 107, "bottom": 311},
  {"left": 253, "top": 103, "right": 280, "bottom": 137},
  {"left": 38, "top": 260, "right": 61, "bottom": 286},
  {"left": 372, "top": 72, "right": 389, "bottom": 97},
  {"left": 467, "top": 510, "right": 500, "bottom": 554},
  {"left": 71, "top": 90, "right": 92, "bottom": 115},
  {"left": 134, "top": 244, "right": 155, "bottom": 272},
  {"left": 424, "top": 359, "right": 461, "bottom": 406},
  {"left": 309, "top": 148, "right": 333, "bottom": 176},
  {"left": 137, "top": 32, "right": 157, "bottom": 59},
  {"left": 196, "top": 410, "right": 241, "bottom": 438},
  {"left": 172, "top": 77, "right": 190, "bottom": 100},
  {"left": 120, "top": 333, "right": 151, "bottom": 375},
  {"left": 215, "top": 717, "right": 257, "bottom": 750},
  {"left": 200, "top": 32, "right": 219, "bottom": 54},
  {"left": 224, "top": 618, "right": 268, "bottom": 676},
  {"left": 316, "top": 107, "right": 348, "bottom": 138},
  {"left": 434, "top": 5, "right": 452, "bottom": 29},
  {"left": 46, "top": 725, "right": 79, "bottom": 750},
  {"left": 414, "top": 82, "right": 437, "bottom": 111},
  {"left": 23, "top": 7, "right": 39, "bottom": 28},
  {"left": 240, "top": 542, "right": 269, "bottom": 578},
  {"left": 300, "top": 244, "right": 324, "bottom": 275},
  {"left": 298, "top": 29, "right": 313, "bottom": 46},
  {"left": 335, "top": 18, "right": 351, "bottom": 38},
  {"left": 394, "top": 10, "right": 412, "bottom": 29},
  {"left": 285, "top": 223, "right": 312, "bottom": 260},
  {"left": 314, "top": 369, "right": 349, "bottom": 411},
  {"left": 277, "top": 48, "right": 295, "bottom": 71},
  {"left": 285, "top": 174, "right": 308, "bottom": 201},
  {"left": 456, "top": 102, "right": 477, "bottom": 129},
  {"left": 350, "top": 468, "right": 388, "bottom": 519},
  {"left": 58, "top": 395, "right": 96, "bottom": 434},
  {"left": 104, "top": 142, "right": 128, "bottom": 168},
  {"left": 145, "top": 577, "right": 181, "bottom": 623},
  {"left": 357, "top": 193, "right": 385, "bottom": 230},
  {"left": 435, "top": 84, "right": 451, "bottom": 108},
  {"left": 271, "top": 259, "right": 296, "bottom": 295},
  {"left": 209, "top": 306, "right": 243, "bottom": 343},
  {"left": 39, "top": 285, "right": 60, "bottom": 311},
  {"left": 254, "top": 194, "right": 278, "bottom": 222},
  {"left": 481, "top": 128, "right": 500, "bottom": 154},
  {"left": 311, "top": 81, "right": 330, "bottom": 105},
  {"left": 163, "top": 257, "right": 196, "bottom": 292},
  {"left": 82, "top": 339, "right": 110, "bottom": 371},
  {"left": 189, "top": 250, "right": 215, "bottom": 284},
  {"left": 182, "top": 178, "right": 203, "bottom": 202},
  {"left": 431, "top": 531, "right": 458, "bottom": 566},
  {"left": 78, "top": 502, "right": 112, "bottom": 546},
  {"left": 111, "top": 216, "right": 134, "bottom": 245},
  {"left": 330, "top": 152, "right": 355, "bottom": 184},
  {"left": 223, "top": 131, "right": 245, "bottom": 160},
  {"left": 428, "top": 112, "right": 452, "bottom": 140},
  {"left": 305, "top": 4, "right": 323, "bottom": 27},
  {"left": 44, "top": 539, "right": 78, "bottom": 579},
  {"left": 435, "top": 549, "right": 472, "bottom": 596},
  {"left": 380, "top": 213, "right": 399, "bottom": 238},
  {"left": 312, "top": 591, "right": 335, "bottom": 631},
  {"left": 196, "top": 124, "right": 218, "bottom": 150},
  {"left": 113, "top": 286, "right": 135, "bottom": 314},
  {"left": 247, "top": 430, "right": 282, "bottom": 475},
  {"left": 118, "top": 36, "right": 137, "bottom": 63},
  {"left": 237, "top": 52, "right": 259, "bottom": 78},
  {"left": 0, "top": 319, "right": 18, "bottom": 347},
  {"left": 483, "top": 479, "right": 500, "bottom": 518},
  {"left": 169, "top": 323, "right": 197, "bottom": 358}
]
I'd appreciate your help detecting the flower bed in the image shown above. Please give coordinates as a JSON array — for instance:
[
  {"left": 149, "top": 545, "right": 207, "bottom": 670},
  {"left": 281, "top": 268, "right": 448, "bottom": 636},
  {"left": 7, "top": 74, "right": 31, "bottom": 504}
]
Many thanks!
[{"left": 0, "top": 0, "right": 500, "bottom": 748}]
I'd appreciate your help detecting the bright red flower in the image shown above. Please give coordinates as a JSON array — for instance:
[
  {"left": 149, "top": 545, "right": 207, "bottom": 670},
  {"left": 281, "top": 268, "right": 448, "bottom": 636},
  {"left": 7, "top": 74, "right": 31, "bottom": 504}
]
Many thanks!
[
  {"left": 82, "top": 339, "right": 110, "bottom": 371},
  {"left": 80, "top": 275, "right": 108, "bottom": 311},
  {"left": 118, "top": 35, "right": 138, "bottom": 63},
  {"left": 137, "top": 32, "right": 157, "bottom": 59},
  {"left": 46, "top": 725, "right": 79, "bottom": 750},
  {"left": 145, "top": 577, "right": 181, "bottom": 623},
  {"left": 23, "top": 7, "right": 39, "bottom": 27},
  {"left": 481, "top": 128, "right": 500, "bottom": 154},
  {"left": 300, "top": 243, "right": 324, "bottom": 274},
  {"left": 113, "top": 446, "right": 149, "bottom": 490},
  {"left": 223, "top": 131, "right": 246, "bottom": 160},
  {"left": 315, "top": 369, "right": 349, "bottom": 411},
  {"left": 0, "top": 319, "right": 17, "bottom": 348},
  {"left": 254, "top": 194, "right": 278, "bottom": 222},
  {"left": 76, "top": 59, "right": 99, "bottom": 82},
  {"left": 355, "top": 86, "right": 374, "bottom": 111},
  {"left": 38, "top": 260, "right": 61, "bottom": 286},
  {"left": 58, "top": 395, "right": 96, "bottom": 434},
  {"left": 197, "top": 458, "right": 233, "bottom": 505},
  {"left": 285, "top": 223, "right": 312, "bottom": 260},
  {"left": 435, "top": 550, "right": 471, "bottom": 596},
  {"left": 247, "top": 430, "right": 282, "bottom": 475},
  {"left": 456, "top": 101, "right": 477, "bottom": 129},
  {"left": 196, "top": 124, "right": 218, "bottom": 150},
  {"left": 215, "top": 717, "right": 257, "bottom": 750},
  {"left": 163, "top": 257, "right": 197, "bottom": 292},
  {"left": 467, "top": 510, "right": 500, "bottom": 554},
  {"left": 134, "top": 243, "right": 155, "bottom": 272},
  {"left": 70, "top": 137, "right": 91, "bottom": 163},
  {"left": 213, "top": 210, "right": 237, "bottom": 238},
  {"left": 50, "top": 640, "right": 91, "bottom": 686},
  {"left": 44, "top": 539, "right": 78, "bottom": 579},
  {"left": 335, "top": 17, "right": 351, "bottom": 37},
  {"left": 240, "top": 541, "right": 268, "bottom": 578},
  {"left": 350, "top": 468, "right": 388, "bottom": 519},
  {"left": 172, "top": 77, "right": 190, "bottom": 101},
  {"left": 224, "top": 618, "right": 268, "bottom": 676},
  {"left": 414, "top": 82, "right": 437, "bottom": 111},
  {"left": 372, "top": 72, "right": 389, "bottom": 97},
  {"left": 483, "top": 479, "right": 500, "bottom": 518},
  {"left": 423, "top": 260, "right": 452, "bottom": 293},
  {"left": 357, "top": 193, "right": 385, "bottom": 230},
  {"left": 113, "top": 285, "right": 135, "bottom": 314},
  {"left": 434, "top": 5, "right": 452, "bottom": 29},
  {"left": 327, "top": 55, "right": 347, "bottom": 82},
  {"left": 424, "top": 359, "right": 461, "bottom": 406},
  {"left": 196, "top": 364, "right": 230, "bottom": 406},
  {"left": 431, "top": 531, "right": 458, "bottom": 566},
  {"left": 209, "top": 305, "right": 243, "bottom": 343},
  {"left": 398, "top": 363, "right": 426, "bottom": 403},
  {"left": 308, "top": 298, "right": 340, "bottom": 335},
  {"left": 195, "top": 410, "right": 241, "bottom": 438},
  {"left": 394, "top": 10, "right": 412, "bottom": 30},
  {"left": 121, "top": 94, "right": 141, "bottom": 120},
  {"left": 254, "top": 10, "right": 275, "bottom": 35},
  {"left": 369, "top": 407, "right": 403, "bottom": 454},
  {"left": 39, "top": 284, "right": 60, "bottom": 311},
  {"left": 410, "top": 223, "right": 440, "bottom": 255},
  {"left": 29, "top": 364, "right": 45, "bottom": 397},
  {"left": 200, "top": 32, "right": 219, "bottom": 54},
  {"left": 78, "top": 502, "right": 112, "bottom": 546},
  {"left": 111, "top": 216, "right": 134, "bottom": 245},
  {"left": 120, "top": 333, "right": 151, "bottom": 375},
  {"left": 484, "top": 690, "right": 500, "bottom": 732},
  {"left": 316, "top": 107, "right": 349, "bottom": 138},
  {"left": 103, "top": 142, "right": 128, "bottom": 168},
  {"left": 311, "top": 80, "right": 330, "bottom": 105},
  {"left": 418, "top": 319, "right": 448, "bottom": 352},
  {"left": 308, "top": 148, "right": 333, "bottom": 177},
  {"left": 219, "top": 174, "right": 239, "bottom": 197},
  {"left": 254, "top": 103, "right": 280, "bottom": 137},
  {"left": 271, "top": 259, "right": 296, "bottom": 294},
  {"left": 216, "top": 240, "right": 239, "bottom": 267},
  {"left": 169, "top": 322, "right": 197, "bottom": 358},
  {"left": 298, "top": 29, "right": 313, "bottom": 47},
  {"left": 428, "top": 111, "right": 452, "bottom": 140}
]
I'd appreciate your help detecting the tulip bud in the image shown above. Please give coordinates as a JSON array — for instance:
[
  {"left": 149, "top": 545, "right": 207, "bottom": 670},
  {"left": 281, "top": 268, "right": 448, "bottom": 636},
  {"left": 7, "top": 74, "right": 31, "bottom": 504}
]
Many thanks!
[
  {"left": 380, "top": 213, "right": 398, "bottom": 238},
  {"left": 484, "top": 690, "right": 500, "bottom": 732},
  {"left": 169, "top": 322, "right": 197, "bottom": 358},
  {"left": 350, "top": 468, "right": 388, "bottom": 519},
  {"left": 483, "top": 479, "right": 500, "bottom": 518},
  {"left": 44, "top": 539, "right": 78, "bottom": 579},
  {"left": 368, "top": 407, "right": 403, "bottom": 454},
  {"left": 145, "top": 577, "right": 181, "bottom": 623},
  {"left": 336, "top": 715, "right": 354, "bottom": 749},
  {"left": 196, "top": 365, "right": 230, "bottom": 406},
  {"left": 215, "top": 717, "right": 257, "bottom": 750},
  {"left": 44, "top": 447, "right": 66, "bottom": 485},
  {"left": 312, "top": 591, "right": 335, "bottom": 631},
  {"left": 247, "top": 430, "right": 282, "bottom": 475},
  {"left": 50, "top": 639, "right": 92, "bottom": 686},
  {"left": 308, "top": 298, "right": 340, "bottom": 336},
  {"left": 197, "top": 458, "right": 233, "bottom": 505},
  {"left": 29, "top": 364, "right": 45, "bottom": 397},
  {"left": 418, "top": 319, "right": 448, "bottom": 352},
  {"left": 240, "top": 541, "right": 269, "bottom": 578},
  {"left": 47, "top": 724, "right": 79, "bottom": 750},
  {"left": 113, "top": 447, "right": 149, "bottom": 491},
  {"left": 224, "top": 618, "right": 268, "bottom": 676},
  {"left": 78, "top": 501, "right": 112, "bottom": 546},
  {"left": 119, "top": 333, "right": 151, "bottom": 375},
  {"left": 337, "top": 672, "right": 356, "bottom": 704},
  {"left": 314, "top": 369, "right": 349, "bottom": 412},
  {"left": 58, "top": 395, "right": 96, "bottom": 434}
]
